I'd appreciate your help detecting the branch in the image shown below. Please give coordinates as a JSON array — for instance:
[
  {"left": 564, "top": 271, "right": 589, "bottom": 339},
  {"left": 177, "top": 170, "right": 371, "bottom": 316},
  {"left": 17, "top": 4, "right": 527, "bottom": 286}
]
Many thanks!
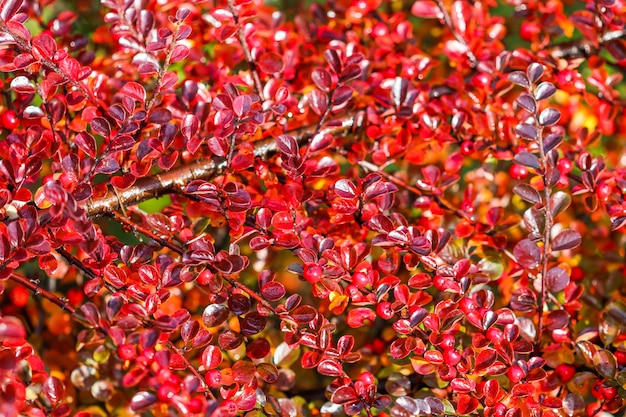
[
  {"left": 84, "top": 115, "right": 356, "bottom": 218},
  {"left": 546, "top": 29, "right": 626, "bottom": 60},
  {"left": 8, "top": 273, "right": 76, "bottom": 314},
  {"left": 227, "top": 0, "right": 265, "bottom": 99}
]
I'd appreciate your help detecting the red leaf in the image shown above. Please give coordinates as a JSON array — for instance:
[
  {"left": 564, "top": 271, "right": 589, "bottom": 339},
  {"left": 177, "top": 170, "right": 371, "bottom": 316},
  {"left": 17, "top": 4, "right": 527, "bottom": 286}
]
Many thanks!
[
  {"left": 258, "top": 51, "right": 284, "bottom": 73},
  {"left": 0, "top": 0, "right": 23, "bottom": 22},
  {"left": 411, "top": 0, "right": 441, "bottom": 18},
  {"left": 32, "top": 33, "right": 57, "bottom": 59},
  {"left": 456, "top": 394, "right": 479, "bottom": 414},
  {"left": 169, "top": 44, "right": 189, "bottom": 63},
  {"left": 331, "top": 386, "right": 357, "bottom": 405},
  {"left": 335, "top": 179, "right": 357, "bottom": 199},
  {"left": 291, "top": 305, "right": 317, "bottom": 323},
  {"left": 181, "top": 114, "right": 199, "bottom": 140},
  {"left": 451, "top": 0, "right": 472, "bottom": 35},
  {"left": 74, "top": 131, "right": 97, "bottom": 158},
  {"left": 309, "top": 88, "right": 328, "bottom": 116},
  {"left": 261, "top": 281, "right": 285, "bottom": 301},
  {"left": 312, "top": 68, "right": 333, "bottom": 92},
  {"left": 317, "top": 358, "right": 342, "bottom": 376},
  {"left": 121, "top": 81, "right": 146, "bottom": 102}
]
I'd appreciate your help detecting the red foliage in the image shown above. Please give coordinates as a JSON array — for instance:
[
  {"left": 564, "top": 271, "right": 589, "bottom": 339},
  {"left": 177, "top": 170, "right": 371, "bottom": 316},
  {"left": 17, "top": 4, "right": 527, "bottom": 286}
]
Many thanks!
[{"left": 0, "top": 0, "right": 626, "bottom": 415}]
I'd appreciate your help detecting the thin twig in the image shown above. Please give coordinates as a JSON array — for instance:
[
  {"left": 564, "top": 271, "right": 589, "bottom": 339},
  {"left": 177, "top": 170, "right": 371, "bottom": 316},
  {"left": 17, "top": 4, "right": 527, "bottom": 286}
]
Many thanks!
[
  {"left": 434, "top": 0, "right": 477, "bottom": 68},
  {"left": 227, "top": 0, "right": 265, "bottom": 99},
  {"left": 165, "top": 341, "right": 216, "bottom": 400},
  {"left": 8, "top": 273, "right": 76, "bottom": 314},
  {"left": 112, "top": 211, "right": 184, "bottom": 254}
]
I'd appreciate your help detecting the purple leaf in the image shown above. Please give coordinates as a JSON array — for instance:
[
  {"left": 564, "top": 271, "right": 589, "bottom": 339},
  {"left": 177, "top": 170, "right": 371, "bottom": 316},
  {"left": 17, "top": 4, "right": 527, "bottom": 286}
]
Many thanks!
[
  {"left": 515, "top": 123, "right": 538, "bottom": 140},
  {"left": 535, "top": 82, "right": 556, "bottom": 101},
  {"left": 324, "top": 49, "right": 342, "bottom": 73},
  {"left": 552, "top": 229, "right": 581, "bottom": 251},
  {"left": 338, "top": 63, "right": 361, "bottom": 83},
  {"left": 335, "top": 179, "right": 357, "bottom": 198},
  {"left": 508, "top": 71, "right": 530, "bottom": 89},
  {"left": 546, "top": 266, "right": 569, "bottom": 292},
  {"left": 539, "top": 107, "right": 561, "bottom": 126},
  {"left": 276, "top": 134, "right": 298, "bottom": 156},
  {"left": 526, "top": 63, "right": 544, "bottom": 83},
  {"left": 0, "top": 0, "right": 23, "bottom": 22},
  {"left": 516, "top": 94, "right": 537, "bottom": 114},
  {"left": 545, "top": 310, "right": 570, "bottom": 330},
  {"left": 513, "top": 184, "right": 542, "bottom": 204},
  {"left": 181, "top": 114, "right": 199, "bottom": 140},
  {"left": 514, "top": 239, "right": 541, "bottom": 269},
  {"left": 514, "top": 152, "right": 540, "bottom": 169}
]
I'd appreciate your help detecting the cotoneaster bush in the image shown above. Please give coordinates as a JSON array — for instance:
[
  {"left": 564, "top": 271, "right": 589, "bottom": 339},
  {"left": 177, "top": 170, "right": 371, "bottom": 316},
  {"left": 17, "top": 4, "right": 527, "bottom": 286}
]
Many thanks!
[{"left": 0, "top": 0, "right": 626, "bottom": 416}]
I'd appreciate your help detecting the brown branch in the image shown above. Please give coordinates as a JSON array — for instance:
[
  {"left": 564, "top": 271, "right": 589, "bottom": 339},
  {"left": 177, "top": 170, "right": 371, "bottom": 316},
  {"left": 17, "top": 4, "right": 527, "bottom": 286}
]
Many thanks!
[
  {"left": 546, "top": 29, "right": 626, "bottom": 60},
  {"left": 8, "top": 273, "right": 76, "bottom": 314},
  {"left": 84, "top": 114, "right": 356, "bottom": 218}
]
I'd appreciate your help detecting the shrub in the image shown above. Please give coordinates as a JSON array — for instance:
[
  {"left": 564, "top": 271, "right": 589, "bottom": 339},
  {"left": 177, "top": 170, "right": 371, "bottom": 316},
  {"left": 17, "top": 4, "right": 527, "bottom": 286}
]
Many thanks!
[{"left": 0, "top": 0, "right": 625, "bottom": 415}]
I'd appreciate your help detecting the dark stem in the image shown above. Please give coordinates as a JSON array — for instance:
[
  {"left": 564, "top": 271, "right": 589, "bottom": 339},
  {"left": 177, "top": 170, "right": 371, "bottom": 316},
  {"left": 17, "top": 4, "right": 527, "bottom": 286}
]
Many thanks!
[
  {"left": 227, "top": 0, "right": 265, "bottom": 99},
  {"left": 83, "top": 113, "right": 357, "bottom": 218}
]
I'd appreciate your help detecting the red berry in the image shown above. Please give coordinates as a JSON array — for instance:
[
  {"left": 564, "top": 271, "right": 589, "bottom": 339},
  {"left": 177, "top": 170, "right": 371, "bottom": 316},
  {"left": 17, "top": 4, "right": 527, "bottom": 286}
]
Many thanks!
[
  {"left": 157, "top": 385, "right": 177, "bottom": 402},
  {"left": 439, "top": 334, "right": 455, "bottom": 350},
  {"left": 460, "top": 140, "right": 475, "bottom": 155},
  {"left": 592, "top": 381, "right": 603, "bottom": 399},
  {"left": 376, "top": 301, "right": 394, "bottom": 320},
  {"left": 507, "top": 365, "right": 524, "bottom": 383},
  {"left": 67, "top": 288, "right": 84, "bottom": 306},
  {"left": 555, "top": 364, "right": 575, "bottom": 382},
  {"left": 602, "top": 385, "right": 617, "bottom": 400},
  {"left": 586, "top": 402, "right": 602, "bottom": 417},
  {"left": 10, "top": 286, "right": 29, "bottom": 307},
  {"left": 2, "top": 110, "right": 19, "bottom": 130},
  {"left": 433, "top": 276, "right": 447, "bottom": 290},
  {"left": 558, "top": 158, "right": 573, "bottom": 174},
  {"left": 472, "top": 73, "right": 490, "bottom": 89},
  {"left": 303, "top": 263, "right": 323, "bottom": 284},
  {"left": 221, "top": 400, "right": 238, "bottom": 417},
  {"left": 352, "top": 272, "right": 370, "bottom": 288},
  {"left": 614, "top": 350, "right": 626, "bottom": 366},
  {"left": 372, "top": 338, "right": 386, "bottom": 355},
  {"left": 597, "top": 183, "right": 611, "bottom": 201},
  {"left": 571, "top": 266, "right": 584, "bottom": 282},
  {"left": 443, "top": 349, "right": 461, "bottom": 366},
  {"left": 520, "top": 21, "right": 540, "bottom": 42},
  {"left": 510, "top": 164, "right": 528, "bottom": 180},
  {"left": 118, "top": 344, "right": 136, "bottom": 361},
  {"left": 357, "top": 371, "right": 375, "bottom": 386},
  {"left": 188, "top": 397, "right": 203, "bottom": 413},
  {"left": 205, "top": 370, "right": 222, "bottom": 388}
]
